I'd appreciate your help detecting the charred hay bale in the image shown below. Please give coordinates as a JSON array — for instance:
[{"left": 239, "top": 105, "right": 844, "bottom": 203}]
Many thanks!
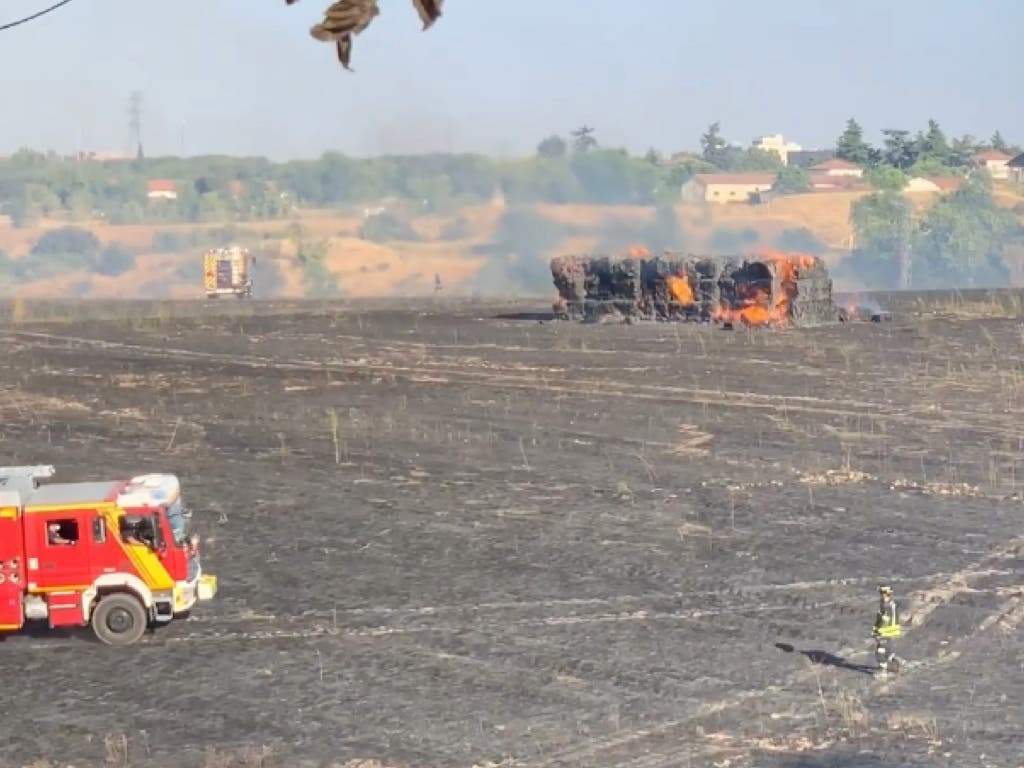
[
  {"left": 715, "top": 256, "right": 746, "bottom": 308},
  {"left": 690, "top": 256, "right": 722, "bottom": 320},
  {"left": 792, "top": 276, "right": 833, "bottom": 302},
  {"left": 550, "top": 255, "right": 587, "bottom": 303},
  {"left": 583, "top": 255, "right": 613, "bottom": 299},
  {"left": 790, "top": 299, "right": 841, "bottom": 326},
  {"left": 609, "top": 257, "right": 643, "bottom": 301},
  {"left": 559, "top": 254, "right": 643, "bottom": 320}
]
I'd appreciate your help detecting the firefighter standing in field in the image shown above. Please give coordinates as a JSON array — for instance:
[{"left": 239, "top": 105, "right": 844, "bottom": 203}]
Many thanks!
[{"left": 873, "top": 584, "right": 902, "bottom": 673}]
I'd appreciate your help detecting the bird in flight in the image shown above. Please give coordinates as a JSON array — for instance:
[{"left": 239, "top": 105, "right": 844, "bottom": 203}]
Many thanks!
[{"left": 285, "top": 0, "right": 444, "bottom": 71}]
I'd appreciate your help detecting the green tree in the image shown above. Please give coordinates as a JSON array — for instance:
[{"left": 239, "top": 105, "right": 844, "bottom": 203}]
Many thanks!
[
  {"left": 499, "top": 157, "right": 582, "bottom": 204},
  {"left": 537, "top": 135, "right": 567, "bottom": 159},
  {"left": 773, "top": 165, "right": 810, "bottom": 195},
  {"left": 865, "top": 166, "right": 907, "bottom": 191},
  {"left": 358, "top": 211, "right": 419, "bottom": 242},
  {"left": 731, "top": 148, "right": 784, "bottom": 172},
  {"left": 700, "top": 121, "right": 729, "bottom": 167},
  {"left": 846, "top": 191, "right": 913, "bottom": 285},
  {"left": 93, "top": 243, "right": 135, "bottom": 276},
  {"left": 947, "top": 135, "right": 979, "bottom": 167},
  {"left": 570, "top": 125, "right": 597, "bottom": 153},
  {"left": 881, "top": 129, "right": 918, "bottom": 169},
  {"left": 569, "top": 149, "right": 657, "bottom": 205},
  {"left": 197, "top": 192, "right": 228, "bottom": 222},
  {"left": 907, "top": 157, "right": 957, "bottom": 179},
  {"left": 835, "top": 118, "right": 871, "bottom": 166},
  {"left": 916, "top": 119, "right": 949, "bottom": 163},
  {"left": 913, "top": 172, "right": 1017, "bottom": 286},
  {"left": 32, "top": 225, "right": 100, "bottom": 257}
]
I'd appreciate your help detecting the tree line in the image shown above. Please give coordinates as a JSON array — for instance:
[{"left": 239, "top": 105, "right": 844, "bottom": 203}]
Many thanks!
[
  {"left": 844, "top": 171, "right": 1024, "bottom": 289},
  {"left": 834, "top": 118, "right": 1021, "bottom": 190},
  {"left": 2, "top": 118, "right": 1015, "bottom": 228}
]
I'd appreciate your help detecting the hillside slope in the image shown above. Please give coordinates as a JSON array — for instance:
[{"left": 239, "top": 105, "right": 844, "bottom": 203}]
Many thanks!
[{"left": 2, "top": 185, "right": 1023, "bottom": 299}]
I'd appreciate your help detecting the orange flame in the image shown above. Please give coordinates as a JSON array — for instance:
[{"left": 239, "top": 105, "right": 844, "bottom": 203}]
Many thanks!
[
  {"left": 712, "top": 248, "right": 819, "bottom": 328},
  {"left": 666, "top": 274, "right": 694, "bottom": 304},
  {"left": 626, "top": 244, "right": 650, "bottom": 257}
]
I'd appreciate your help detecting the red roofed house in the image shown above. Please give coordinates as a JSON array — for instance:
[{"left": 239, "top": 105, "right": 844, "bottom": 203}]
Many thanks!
[
  {"left": 146, "top": 179, "right": 178, "bottom": 200},
  {"left": 974, "top": 150, "right": 1012, "bottom": 180},
  {"left": 809, "top": 158, "right": 864, "bottom": 178},
  {"left": 680, "top": 173, "right": 776, "bottom": 204}
]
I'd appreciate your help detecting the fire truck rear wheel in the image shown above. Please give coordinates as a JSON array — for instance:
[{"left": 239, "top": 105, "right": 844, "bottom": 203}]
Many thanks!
[{"left": 91, "top": 593, "right": 148, "bottom": 646}]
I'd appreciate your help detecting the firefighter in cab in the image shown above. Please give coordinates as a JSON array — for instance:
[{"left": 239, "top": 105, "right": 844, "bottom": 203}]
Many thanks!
[{"left": 872, "top": 584, "right": 902, "bottom": 673}]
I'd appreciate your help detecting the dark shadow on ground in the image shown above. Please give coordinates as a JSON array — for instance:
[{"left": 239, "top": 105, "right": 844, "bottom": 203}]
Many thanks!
[
  {"left": 492, "top": 311, "right": 556, "bottom": 322},
  {"left": 775, "top": 642, "right": 877, "bottom": 675},
  {"left": 0, "top": 622, "right": 90, "bottom": 643},
  {"left": 756, "top": 751, "right": 933, "bottom": 767}
]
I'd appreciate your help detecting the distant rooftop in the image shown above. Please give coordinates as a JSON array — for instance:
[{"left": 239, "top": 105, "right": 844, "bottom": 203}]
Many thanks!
[
  {"left": 692, "top": 173, "right": 777, "bottom": 185},
  {"left": 974, "top": 150, "right": 1012, "bottom": 163},
  {"left": 811, "top": 158, "right": 861, "bottom": 170}
]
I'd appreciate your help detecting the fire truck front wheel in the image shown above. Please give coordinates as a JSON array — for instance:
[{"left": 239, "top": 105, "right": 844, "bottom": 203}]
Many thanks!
[{"left": 91, "top": 593, "right": 148, "bottom": 646}]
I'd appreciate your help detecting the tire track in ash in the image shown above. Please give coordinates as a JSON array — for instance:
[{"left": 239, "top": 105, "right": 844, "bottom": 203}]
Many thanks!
[
  {"left": 5, "top": 598, "right": 864, "bottom": 653},
  {"left": 531, "top": 534, "right": 1024, "bottom": 768},
  {"left": 6, "top": 331, "right": 1016, "bottom": 439},
  {"left": 176, "top": 566, "right": 1010, "bottom": 630},
  {"left": 162, "top": 598, "right": 865, "bottom": 646}
]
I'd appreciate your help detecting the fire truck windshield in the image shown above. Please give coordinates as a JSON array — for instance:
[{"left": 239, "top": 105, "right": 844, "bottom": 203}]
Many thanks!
[{"left": 165, "top": 499, "right": 188, "bottom": 547}]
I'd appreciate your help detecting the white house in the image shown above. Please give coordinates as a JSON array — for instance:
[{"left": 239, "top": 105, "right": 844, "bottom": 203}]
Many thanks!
[
  {"left": 680, "top": 173, "right": 776, "bottom": 204},
  {"left": 974, "top": 150, "right": 1013, "bottom": 180},
  {"left": 146, "top": 179, "right": 178, "bottom": 200},
  {"left": 751, "top": 134, "right": 802, "bottom": 165}
]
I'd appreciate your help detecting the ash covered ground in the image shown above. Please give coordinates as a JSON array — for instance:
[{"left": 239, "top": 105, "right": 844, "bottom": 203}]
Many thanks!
[{"left": 1, "top": 293, "right": 1023, "bottom": 768}]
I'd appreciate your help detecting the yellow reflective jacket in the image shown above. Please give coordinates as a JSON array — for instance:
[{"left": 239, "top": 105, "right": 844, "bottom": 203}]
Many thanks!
[{"left": 873, "top": 600, "right": 901, "bottom": 638}]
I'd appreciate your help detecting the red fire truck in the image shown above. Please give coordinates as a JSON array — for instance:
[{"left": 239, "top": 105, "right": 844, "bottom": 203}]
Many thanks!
[{"left": 0, "top": 465, "right": 217, "bottom": 646}]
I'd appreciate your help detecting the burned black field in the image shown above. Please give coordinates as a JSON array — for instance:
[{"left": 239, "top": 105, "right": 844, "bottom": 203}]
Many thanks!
[{"left": 1, "top": 293, "right": 1023, "bottom": 768}]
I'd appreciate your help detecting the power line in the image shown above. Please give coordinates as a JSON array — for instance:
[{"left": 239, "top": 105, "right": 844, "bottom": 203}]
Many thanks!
[{"left": 0, "top": 0, "right": 76, "bottom": 33}]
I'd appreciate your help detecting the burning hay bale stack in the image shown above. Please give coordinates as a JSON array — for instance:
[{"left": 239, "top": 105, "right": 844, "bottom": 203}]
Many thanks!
[
  {"left": 550, "top": 249, "right": 843, "bottom": 328},
  {"left": 640, "top": 253, "right": 702, "bottom": 321}
]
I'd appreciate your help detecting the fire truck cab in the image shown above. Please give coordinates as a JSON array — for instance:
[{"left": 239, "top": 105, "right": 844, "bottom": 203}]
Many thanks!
[{"left": 0, "top": 465, "right": 217, "bottom": 646}]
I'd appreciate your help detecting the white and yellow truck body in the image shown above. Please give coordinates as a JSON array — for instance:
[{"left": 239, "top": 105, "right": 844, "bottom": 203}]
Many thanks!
[{"left": 203, "top": 247, "right": 254, "bottom": 299}]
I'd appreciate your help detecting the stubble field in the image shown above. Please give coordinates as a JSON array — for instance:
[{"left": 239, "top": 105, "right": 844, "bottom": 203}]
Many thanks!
[{"left": 1, "top": 292, "right": 1023, "bottom": 768}]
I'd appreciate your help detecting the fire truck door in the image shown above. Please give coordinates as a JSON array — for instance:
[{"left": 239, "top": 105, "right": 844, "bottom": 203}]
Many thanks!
[{"left": 32, "top": 511, "right": 92, "bottom": 591}]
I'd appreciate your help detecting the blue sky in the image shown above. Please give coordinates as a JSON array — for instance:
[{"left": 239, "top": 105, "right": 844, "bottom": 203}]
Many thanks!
[{"left": 1, "top": 0, "right": 1020, "bottom": 159}]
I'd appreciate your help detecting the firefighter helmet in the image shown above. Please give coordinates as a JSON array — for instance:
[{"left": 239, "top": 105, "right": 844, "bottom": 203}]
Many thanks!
[{"left": 879, "top": 584, "right": 893, "bottom": 596}]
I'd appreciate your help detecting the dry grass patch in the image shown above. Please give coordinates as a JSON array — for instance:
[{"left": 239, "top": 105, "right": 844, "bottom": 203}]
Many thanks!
[{"left": 886, "top": 711, "right": 941, "bottom": 742}]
